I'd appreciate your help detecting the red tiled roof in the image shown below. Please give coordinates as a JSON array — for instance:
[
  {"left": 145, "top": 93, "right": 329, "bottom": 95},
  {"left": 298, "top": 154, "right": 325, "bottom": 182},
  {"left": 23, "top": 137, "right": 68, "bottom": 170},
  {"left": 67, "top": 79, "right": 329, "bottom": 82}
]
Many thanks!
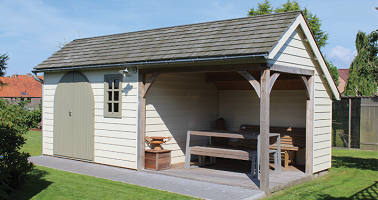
[
  {"left": 338, "top": 69, "right": 349, "bottom": 81},
  {"left": 0, "top": 74, "right": 43, "bottom": 98}
]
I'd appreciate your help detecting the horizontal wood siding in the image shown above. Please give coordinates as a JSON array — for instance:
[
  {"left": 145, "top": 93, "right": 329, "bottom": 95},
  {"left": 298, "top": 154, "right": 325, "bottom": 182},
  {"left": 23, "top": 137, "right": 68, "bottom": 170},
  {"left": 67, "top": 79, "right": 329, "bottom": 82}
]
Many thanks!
[
  {"left": 219, "top": 90, "right": 306, "bottom": 130},
  {"left": 269, "top": 25, "right": 333, "bottom": 172},
  {"left": 313, "top": 64, "right": 333, "bottom": 173},
  {"left": 85, "top": 69, "right": 138, "bottom": 169},
  {"left": 42, "top": 70, "right": 138, "bottom": 169},
  {"left": 146, "top": 73, "right": 218, "bottom": 164},
  {"left": 268, "top": 28, "right": 316, "bottom": 70},
  {"left": 42, "top": 72, "right": 65, "bottom": 156}
]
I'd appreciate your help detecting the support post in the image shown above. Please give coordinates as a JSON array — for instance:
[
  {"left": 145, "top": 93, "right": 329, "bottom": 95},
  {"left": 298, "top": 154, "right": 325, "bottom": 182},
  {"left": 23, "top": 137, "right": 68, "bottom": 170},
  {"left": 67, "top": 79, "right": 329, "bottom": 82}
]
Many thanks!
[
  {"left": 348, "top": 98, "right": 352, "bottom": 148},
  {"left": 137, "top": 72, "right": 146, "bottom": 171},
  {"left": 305, "top": 75, "right": 314, "bottom": 174},
  {"left": 260, "top": 69, "right": 270, "bottom": 194}
]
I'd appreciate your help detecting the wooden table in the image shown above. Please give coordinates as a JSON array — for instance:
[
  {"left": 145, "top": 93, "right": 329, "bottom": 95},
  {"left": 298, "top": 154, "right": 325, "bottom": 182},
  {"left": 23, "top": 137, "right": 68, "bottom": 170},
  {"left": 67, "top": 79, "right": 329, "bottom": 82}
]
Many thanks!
[{"left": 184, "top": 130, "right": 281, "bottom": 178}]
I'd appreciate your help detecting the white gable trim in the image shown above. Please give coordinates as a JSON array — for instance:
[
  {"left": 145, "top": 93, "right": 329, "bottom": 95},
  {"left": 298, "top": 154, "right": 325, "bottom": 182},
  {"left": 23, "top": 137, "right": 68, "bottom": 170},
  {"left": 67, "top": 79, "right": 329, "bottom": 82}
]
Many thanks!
[{"left": 269, "top": 14, "right": 340, "bottom": 100}]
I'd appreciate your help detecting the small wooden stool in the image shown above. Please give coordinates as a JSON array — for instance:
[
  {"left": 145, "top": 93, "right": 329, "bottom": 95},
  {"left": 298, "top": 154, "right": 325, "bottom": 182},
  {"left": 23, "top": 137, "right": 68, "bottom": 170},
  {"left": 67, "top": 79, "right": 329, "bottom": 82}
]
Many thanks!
[{"left": 145, "top": 149, "right": 171, "bottom": 170}]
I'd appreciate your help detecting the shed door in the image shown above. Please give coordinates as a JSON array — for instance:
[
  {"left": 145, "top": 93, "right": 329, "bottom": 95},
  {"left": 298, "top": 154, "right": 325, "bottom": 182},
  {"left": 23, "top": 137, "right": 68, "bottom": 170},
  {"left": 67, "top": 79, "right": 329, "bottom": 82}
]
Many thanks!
[{"left": 54, "top": 72, "right": 94, "bottom": 161}]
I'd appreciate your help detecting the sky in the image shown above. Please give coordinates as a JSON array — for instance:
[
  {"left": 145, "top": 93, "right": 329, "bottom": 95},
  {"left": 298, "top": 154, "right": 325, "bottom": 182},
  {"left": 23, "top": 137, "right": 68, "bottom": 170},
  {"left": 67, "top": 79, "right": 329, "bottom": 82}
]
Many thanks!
[{"left": 0, "top": 0, "right": 377, "bottom": 76}]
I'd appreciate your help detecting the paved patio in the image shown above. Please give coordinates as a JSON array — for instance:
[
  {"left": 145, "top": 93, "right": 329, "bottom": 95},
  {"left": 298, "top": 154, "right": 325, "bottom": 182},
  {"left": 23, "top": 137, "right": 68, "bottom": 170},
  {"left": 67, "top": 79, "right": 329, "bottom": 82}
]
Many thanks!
[{"left": 30, "top": 156, "right": 265, "bottom": 200}]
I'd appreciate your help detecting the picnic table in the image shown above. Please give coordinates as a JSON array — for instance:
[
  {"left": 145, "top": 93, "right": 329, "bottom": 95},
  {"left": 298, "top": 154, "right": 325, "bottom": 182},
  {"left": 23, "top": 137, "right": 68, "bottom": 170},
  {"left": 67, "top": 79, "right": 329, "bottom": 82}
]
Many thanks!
[{"left": 184, "top": 129, "right": 281, "bottom": 178}]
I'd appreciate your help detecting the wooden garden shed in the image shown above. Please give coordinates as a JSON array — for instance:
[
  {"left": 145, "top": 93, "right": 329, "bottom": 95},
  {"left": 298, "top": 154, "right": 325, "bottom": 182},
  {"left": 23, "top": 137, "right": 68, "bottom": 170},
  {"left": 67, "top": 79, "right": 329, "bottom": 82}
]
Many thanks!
[{"left": 33, "top": 11, "right": 340, "bottom": 192}]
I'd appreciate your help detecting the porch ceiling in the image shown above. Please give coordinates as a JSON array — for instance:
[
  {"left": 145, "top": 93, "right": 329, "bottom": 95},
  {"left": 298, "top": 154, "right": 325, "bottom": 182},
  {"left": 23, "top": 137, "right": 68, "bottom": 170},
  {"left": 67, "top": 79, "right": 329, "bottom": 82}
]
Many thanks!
[{"left": 206, "top": 71, "right": 306, "bottom": 90}]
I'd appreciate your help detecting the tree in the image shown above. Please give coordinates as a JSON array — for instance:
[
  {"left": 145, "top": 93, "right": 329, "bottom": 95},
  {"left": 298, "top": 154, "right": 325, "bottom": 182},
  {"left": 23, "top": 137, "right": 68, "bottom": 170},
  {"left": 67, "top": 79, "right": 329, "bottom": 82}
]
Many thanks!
[
  {"left": 0, "top": 54, "right": 9, "bottom": 87},
  {"left": 344, "top": 30, "right": 378, "bottom": 96},
  {"left": 248, "top": 1, "right": 338, "bottom": 85},
  {"left": 326, "top": 60, "right": 340, "bottom": 86},
  {"left": 248, "top": 0, "right": 329, "bottom": 49}
]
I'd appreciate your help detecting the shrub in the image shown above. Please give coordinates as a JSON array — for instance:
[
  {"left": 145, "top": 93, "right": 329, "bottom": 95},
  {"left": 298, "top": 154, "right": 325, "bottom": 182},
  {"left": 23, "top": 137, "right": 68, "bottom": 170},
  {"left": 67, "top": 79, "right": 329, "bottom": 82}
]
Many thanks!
[{"left": 0, "top": 99, "right": 34, "bottom": 198}]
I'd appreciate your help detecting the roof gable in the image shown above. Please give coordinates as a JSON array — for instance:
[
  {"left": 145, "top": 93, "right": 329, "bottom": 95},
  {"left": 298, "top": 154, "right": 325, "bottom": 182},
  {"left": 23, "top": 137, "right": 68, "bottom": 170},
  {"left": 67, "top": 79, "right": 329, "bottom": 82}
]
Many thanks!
[
  {"left": 34, "top": 11, "right": 301, "bottom": 70},
  {"left": 0, "top": 74, "right": 43, "bottom": 98},
  {"left": 268, "top": 13, "right": 340, "bottom": 100}
]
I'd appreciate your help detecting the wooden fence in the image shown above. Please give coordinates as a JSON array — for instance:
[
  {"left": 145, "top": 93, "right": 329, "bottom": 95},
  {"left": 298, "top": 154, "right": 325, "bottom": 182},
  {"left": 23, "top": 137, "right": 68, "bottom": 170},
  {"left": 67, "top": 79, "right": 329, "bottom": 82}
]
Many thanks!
[{"left": 332, "top": 97, "right": 378, "bottom": 150}]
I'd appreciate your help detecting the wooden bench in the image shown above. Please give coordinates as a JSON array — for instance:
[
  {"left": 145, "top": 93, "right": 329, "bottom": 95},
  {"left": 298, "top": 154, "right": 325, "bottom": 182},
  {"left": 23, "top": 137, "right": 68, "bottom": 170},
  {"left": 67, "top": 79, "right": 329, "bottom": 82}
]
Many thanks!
[
  {"left": 233, "top": 125, "right": 306, "bottom": 168},
  {"left": 184, "top": 130, "right": 281, "bottom": 178}
]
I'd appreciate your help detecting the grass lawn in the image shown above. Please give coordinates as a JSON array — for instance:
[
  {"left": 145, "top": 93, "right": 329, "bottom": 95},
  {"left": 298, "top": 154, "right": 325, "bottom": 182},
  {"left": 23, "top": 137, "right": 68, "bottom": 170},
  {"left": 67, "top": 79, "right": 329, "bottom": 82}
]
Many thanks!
[
  {"left": 14, "top": 130, "right": 198, "bottom": 200},
  {"left": 266, "top": 148, "right": 378, "bottom": 200}
]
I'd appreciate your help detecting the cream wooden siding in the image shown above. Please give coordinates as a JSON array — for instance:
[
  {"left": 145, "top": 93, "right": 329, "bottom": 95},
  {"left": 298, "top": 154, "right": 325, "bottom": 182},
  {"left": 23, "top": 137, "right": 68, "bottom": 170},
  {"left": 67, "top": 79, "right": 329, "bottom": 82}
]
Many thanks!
[
  {"left": 268, "top": 28, "right": 316, "bottom": 70},
  {"left": 42, "top": 70, "right": 138, "bottom": 169},
  {"left": 219, "top": 90, "right": 306, "bottom": 130},
  {"left": 42, "top": 72, "right": 65, "bottom": 156},
  {"left": 268, "top": 25, "right": 333, "bottom": 172},
  {"left": 313, "top": 65, "right": 333, "bottom": 173},
  {"left": 146, "top": 73, "right": 218, "bottom": 164}
]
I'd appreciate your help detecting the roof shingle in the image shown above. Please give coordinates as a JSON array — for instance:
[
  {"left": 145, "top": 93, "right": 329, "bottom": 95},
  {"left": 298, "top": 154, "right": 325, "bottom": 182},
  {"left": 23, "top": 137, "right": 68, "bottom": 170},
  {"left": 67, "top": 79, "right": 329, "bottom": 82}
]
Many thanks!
[{"left": 35, "top": 11, "right": 301, "bottom": 70}]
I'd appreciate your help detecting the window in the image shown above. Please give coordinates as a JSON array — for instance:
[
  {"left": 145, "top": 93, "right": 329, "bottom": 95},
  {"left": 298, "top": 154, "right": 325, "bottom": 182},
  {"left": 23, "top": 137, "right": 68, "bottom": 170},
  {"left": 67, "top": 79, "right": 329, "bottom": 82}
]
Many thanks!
[{"left": 104, "top": 74, "right": 122, "bottom": 118}]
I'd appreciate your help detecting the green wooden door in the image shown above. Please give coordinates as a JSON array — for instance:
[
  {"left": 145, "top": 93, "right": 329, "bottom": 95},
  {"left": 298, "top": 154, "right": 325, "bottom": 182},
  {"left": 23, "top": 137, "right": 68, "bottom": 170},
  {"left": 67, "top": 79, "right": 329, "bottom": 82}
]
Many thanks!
[{"left": 54, "top": 72, "right": 94, "bottom": 161}]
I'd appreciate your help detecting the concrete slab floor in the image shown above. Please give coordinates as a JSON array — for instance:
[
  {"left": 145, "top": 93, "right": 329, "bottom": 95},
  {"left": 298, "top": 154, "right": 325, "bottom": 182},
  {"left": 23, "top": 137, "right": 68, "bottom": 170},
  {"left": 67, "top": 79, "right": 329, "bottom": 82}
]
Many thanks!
[{"left": 30, "top": 156, "right": 265, "bottom": 200}]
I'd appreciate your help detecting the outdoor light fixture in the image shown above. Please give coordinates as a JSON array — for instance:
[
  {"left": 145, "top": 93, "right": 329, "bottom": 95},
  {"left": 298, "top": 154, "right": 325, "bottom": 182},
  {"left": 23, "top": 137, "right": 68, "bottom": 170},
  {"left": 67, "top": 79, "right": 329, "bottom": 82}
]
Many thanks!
[{"left": 119, "top": 67, "right": 137, "bottom": 77}]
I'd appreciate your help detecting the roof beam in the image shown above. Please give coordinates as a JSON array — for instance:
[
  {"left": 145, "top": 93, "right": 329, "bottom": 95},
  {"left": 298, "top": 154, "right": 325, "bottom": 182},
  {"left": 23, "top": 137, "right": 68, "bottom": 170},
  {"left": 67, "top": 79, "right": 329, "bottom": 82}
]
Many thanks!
[
  {"left": 237, "top": 71, "right": 261, "bottom": 98},
  {"left": 268, "top": 64, "right": 314, "bottom": 76},
  {"left": 139, "top": 63, "right": 267, "bottom": 75}
]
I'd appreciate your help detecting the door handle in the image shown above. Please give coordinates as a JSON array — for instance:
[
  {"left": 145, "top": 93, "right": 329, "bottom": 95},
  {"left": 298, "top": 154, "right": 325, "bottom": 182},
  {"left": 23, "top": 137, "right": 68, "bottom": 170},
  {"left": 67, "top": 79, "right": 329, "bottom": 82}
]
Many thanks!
[{"left": 69, "top": 111, "right": 72, "bottom": 117}]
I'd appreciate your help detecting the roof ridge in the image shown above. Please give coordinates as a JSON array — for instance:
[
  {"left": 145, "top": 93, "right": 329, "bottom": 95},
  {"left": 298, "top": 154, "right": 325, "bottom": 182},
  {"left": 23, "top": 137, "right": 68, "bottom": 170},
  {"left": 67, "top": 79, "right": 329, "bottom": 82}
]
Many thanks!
[{"left": 72, "top": 11, "right": 301, "bottom": 42}]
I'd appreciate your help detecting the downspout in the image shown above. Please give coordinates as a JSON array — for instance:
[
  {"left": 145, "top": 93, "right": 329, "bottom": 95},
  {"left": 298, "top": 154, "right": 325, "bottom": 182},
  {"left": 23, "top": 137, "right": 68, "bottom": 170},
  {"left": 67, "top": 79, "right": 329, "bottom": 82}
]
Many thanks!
[{"left": 33, "top": 72, "right": 44, "bottom": 84}]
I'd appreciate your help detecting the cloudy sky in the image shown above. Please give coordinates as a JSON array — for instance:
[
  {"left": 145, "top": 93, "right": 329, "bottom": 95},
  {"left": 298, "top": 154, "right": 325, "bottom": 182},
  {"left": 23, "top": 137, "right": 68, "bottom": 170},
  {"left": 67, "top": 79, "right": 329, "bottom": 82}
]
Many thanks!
[{"left": 0, "top": 0, "right": 376, "bottom": 76}]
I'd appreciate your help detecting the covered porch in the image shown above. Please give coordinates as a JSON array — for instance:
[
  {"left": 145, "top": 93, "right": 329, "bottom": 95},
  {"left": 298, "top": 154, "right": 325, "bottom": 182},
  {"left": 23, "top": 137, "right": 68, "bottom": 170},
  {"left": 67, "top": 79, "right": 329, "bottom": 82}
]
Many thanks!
[{"left": 137, "top": 62, "right": 314, "bottom": 194}]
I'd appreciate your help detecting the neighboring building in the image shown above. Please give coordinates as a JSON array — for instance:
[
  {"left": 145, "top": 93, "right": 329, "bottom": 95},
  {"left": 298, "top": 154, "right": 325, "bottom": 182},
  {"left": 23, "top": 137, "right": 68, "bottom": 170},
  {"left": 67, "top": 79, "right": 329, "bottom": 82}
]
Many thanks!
[
  {"left": 338, "top": 69, "right": 349, "bottom": 94},
  {"left": 0, "top": 73, "right": 43, "bottom": 109},
  {"left": 34, "top": 11, "right": 339, "bottom": 192}
]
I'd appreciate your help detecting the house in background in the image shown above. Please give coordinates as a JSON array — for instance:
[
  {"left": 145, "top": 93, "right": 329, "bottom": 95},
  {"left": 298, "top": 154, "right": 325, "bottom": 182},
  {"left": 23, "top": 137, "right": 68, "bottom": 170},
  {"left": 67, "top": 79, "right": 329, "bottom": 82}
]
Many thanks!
[
  {"left": 0, "top": 73, "right": 43, "bottom": 109},
  {"left": 33, "top": 11, "right": 339, "bottom": 192},
  {"left": 338, "top": 69, "right": 349, "bottom": 94}
]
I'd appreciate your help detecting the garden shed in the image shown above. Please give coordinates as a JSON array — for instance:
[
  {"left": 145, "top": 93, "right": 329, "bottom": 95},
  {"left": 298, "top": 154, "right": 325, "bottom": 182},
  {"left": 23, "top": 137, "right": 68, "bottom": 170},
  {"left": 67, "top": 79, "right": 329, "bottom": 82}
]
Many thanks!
[{"left": 33, "top": 11, "right": 340, "bottom": 192}]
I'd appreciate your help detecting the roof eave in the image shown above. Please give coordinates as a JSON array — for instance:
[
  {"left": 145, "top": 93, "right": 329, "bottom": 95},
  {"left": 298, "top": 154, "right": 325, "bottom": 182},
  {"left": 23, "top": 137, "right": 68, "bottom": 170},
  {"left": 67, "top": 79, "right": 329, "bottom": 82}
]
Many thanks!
[{"left": 32, "top": 54, "right": 269, "bottom": 73}]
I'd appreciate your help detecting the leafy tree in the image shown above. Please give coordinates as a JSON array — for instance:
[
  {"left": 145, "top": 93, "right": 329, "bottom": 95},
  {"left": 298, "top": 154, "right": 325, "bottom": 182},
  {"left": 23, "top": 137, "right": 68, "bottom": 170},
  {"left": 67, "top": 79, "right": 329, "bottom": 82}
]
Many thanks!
[
  {"left": 248, "top": 0, "right": 329, "bottom": 49},
  {"left": 326, "top": 60, "right": 340, "bottom": 86},
  {"left": 248, "top": 1, "right": 338, "bottom": 85},
  {"left": 247, "top": 0, "right": 273, "bottom": 16},
  {"left": 0, "top": 54, "right": 9, "bottom": 87},
  {"left": 344, "top": 30, "right": 378, "bottom": 96}
]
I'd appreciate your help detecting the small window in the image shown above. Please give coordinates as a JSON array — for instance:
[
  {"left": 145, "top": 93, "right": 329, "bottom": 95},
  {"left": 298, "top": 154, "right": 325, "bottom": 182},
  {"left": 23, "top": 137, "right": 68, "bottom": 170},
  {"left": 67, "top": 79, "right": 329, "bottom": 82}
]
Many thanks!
[{"left": 104, "top": 75, "right": 122, "bottom": 118}]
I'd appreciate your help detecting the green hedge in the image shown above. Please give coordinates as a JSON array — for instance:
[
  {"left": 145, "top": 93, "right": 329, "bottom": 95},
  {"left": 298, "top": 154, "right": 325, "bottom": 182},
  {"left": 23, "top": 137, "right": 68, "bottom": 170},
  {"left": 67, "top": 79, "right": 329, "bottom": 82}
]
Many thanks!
[{"left": 0, "top": 99, "right": 36, "bottom": 199}]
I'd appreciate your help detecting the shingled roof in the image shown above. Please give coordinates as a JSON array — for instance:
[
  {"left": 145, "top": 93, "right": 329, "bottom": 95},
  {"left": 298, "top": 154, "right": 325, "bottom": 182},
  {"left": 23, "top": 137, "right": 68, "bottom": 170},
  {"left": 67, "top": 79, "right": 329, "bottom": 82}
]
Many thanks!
[
  {"left": 34, "top": 11, "right": 301, "bottom": 70},
  {"left": 0, "top": 74, "right": 43, "bottom": 98}
]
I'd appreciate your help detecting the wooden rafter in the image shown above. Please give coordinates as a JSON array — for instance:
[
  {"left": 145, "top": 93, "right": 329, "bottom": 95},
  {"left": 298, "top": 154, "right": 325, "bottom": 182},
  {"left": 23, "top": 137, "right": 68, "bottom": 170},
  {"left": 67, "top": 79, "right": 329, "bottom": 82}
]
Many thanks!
[{"left": 237, "top": 71, "right": 261, "bottom": 98}]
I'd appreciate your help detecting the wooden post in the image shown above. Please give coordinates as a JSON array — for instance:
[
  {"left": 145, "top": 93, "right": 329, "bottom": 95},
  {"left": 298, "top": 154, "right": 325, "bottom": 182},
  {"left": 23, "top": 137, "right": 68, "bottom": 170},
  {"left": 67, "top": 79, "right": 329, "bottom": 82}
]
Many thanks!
[
  {"left": 137, "top": 72, "right": 146, "bottom": 171},
  {"left": 260, "top": 69, "right": 270, "bottom": 194},
  {"left": 348, "top": 98, "right": 352, "bottom": 148},
  {"left": 305, "top": 75, "right": 314, "bottom": 174}
]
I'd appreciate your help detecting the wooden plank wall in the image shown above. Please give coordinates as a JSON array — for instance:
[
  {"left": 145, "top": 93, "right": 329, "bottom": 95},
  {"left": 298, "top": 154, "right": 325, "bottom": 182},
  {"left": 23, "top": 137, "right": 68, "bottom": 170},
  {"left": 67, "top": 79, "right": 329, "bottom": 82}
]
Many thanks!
[
  {"left": 267, "top": 28, "right": 316, "bottom": 71},
  {"left": 312, "top": 66, "right": 332, "bottom": 173},
  {"left": 42, "top": 72, "right": 64, "bottom": 156},
  {"left": 42, "top": 70, "right": 138, "bottom": 169},
  {"left": 267, "top": 27, "right": 333, "bottom": 172},
  {"left": 145, "top": 72, "right": 218, "bottom": 164},
  {"left": 219, "top": 90, "right": 307, "bottom": 130}
]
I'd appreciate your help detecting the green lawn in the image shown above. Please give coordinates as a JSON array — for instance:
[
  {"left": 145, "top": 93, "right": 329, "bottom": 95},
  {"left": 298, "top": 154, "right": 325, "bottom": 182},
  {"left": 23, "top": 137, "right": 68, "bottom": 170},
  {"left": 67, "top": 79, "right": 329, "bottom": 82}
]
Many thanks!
[
  {"left": 22, "top": 130, "right": 42, "bottom": 157},
  {"left": 266, "top": 148, "right": 378, "bottom": 200},
  {"left": 15, "top": 130, "right": 198, "bottom": 200}
]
